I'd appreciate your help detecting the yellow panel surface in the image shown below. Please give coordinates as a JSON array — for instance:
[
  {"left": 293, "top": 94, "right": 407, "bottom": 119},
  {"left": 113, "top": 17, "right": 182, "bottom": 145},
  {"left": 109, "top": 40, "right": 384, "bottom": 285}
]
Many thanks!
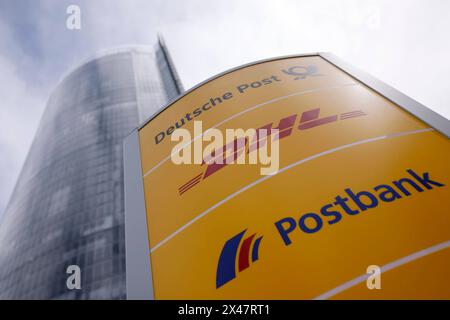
[{"left": 137, "top": 56, "right": 450, "bottom": 299}]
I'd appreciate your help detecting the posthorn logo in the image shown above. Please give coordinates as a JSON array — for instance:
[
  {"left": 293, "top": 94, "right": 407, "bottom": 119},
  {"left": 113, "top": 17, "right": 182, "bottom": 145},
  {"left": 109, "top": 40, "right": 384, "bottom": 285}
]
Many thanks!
[
  {"left": 216, "top": 230, "right": 263, "bottom": 288},
  {"left": 282, "top": 65, "right": 321, "bottom": 80}
]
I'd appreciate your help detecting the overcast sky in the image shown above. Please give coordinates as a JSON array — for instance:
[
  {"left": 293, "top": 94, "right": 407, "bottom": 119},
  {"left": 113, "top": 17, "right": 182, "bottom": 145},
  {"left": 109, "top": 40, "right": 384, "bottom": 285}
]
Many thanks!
[{"left": 0, "top": 0, "right": 449, "bottom": 215}]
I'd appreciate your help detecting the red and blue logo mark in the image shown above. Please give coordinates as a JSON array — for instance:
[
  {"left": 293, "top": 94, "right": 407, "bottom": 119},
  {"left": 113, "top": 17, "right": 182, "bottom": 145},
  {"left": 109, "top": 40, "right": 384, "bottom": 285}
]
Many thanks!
[{"left": 216, "top": 229, "right": 263, "bottom": 288}]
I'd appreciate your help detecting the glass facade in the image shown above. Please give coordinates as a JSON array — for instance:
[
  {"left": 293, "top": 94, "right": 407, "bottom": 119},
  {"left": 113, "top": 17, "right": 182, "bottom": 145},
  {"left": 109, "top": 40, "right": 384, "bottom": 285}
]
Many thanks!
[{"left": 0, "top": 43, "right": 182, "bottom": 299}]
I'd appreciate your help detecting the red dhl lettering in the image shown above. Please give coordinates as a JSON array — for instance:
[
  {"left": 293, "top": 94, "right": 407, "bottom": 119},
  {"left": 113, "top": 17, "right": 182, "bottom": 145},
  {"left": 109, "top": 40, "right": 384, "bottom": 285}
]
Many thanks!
[{"left": 178, "top": 107, "right": 366, "bottom": 195}]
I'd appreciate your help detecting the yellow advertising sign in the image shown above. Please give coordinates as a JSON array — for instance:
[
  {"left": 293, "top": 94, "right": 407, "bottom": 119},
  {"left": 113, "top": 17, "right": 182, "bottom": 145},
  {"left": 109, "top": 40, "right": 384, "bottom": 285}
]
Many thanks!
[{"left": 136, "top": 55, "right": 450, "bottom": 299}]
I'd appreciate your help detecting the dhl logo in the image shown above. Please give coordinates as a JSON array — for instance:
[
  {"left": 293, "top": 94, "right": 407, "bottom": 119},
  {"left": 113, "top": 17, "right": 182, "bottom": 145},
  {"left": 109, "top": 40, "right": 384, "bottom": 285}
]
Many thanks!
[{"left": 178, "top": 107, "right": 367, "bottom": 195}]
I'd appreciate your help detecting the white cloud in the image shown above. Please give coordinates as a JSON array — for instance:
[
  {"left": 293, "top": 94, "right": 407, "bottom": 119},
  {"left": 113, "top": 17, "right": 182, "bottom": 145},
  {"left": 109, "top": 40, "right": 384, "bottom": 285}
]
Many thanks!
[
  {"left": 0, "top": 54, "right": 46, "bottom": 215},
  {"left": 0, "top": 14, "right": 50, "bottom": 216}
]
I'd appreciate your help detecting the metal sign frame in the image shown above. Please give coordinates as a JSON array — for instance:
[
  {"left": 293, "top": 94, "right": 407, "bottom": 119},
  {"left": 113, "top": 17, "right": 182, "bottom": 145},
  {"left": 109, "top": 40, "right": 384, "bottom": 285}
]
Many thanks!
[{"left": 123, "top": 52, "right": 449, "bottom": 300}]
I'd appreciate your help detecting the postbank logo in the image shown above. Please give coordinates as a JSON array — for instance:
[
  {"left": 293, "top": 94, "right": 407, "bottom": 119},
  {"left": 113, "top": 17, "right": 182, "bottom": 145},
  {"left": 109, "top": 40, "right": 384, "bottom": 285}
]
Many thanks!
[
  {"left": 215, "top": 168, "right": 446, "bottom": 290},
  {"left": 216, "top": 230, "right": 263, "bottom": 288}
]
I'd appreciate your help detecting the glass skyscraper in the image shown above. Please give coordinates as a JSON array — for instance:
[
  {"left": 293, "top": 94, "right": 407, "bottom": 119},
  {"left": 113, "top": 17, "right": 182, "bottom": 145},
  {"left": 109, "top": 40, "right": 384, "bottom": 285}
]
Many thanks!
[{"left": 0, "top": 39, "right": 183, "bottom": 299}]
